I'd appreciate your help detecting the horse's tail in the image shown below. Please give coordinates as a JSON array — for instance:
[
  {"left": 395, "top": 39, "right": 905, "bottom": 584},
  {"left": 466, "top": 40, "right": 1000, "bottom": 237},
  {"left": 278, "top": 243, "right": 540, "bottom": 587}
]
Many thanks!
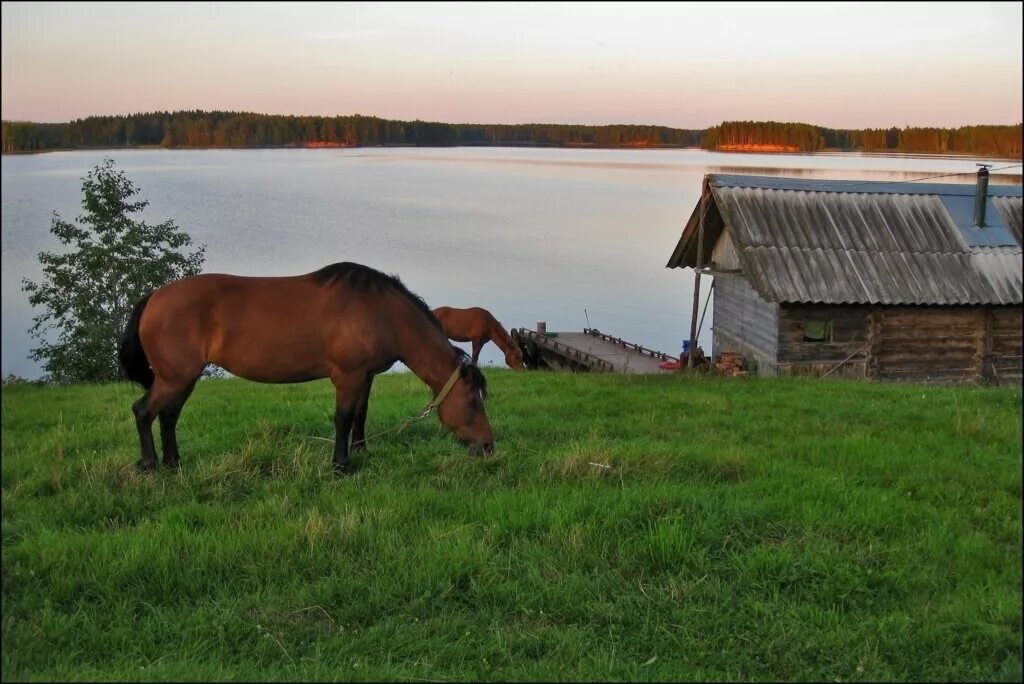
[{"left": 119, "top": 293, "right": 154, "bottom": 389}]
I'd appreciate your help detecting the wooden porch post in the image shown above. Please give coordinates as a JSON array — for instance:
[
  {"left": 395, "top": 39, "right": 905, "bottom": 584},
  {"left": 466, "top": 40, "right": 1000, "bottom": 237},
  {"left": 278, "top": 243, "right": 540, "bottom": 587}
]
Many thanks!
[{"left": 685, "top": 176, "right": 709, "bottom": 370}]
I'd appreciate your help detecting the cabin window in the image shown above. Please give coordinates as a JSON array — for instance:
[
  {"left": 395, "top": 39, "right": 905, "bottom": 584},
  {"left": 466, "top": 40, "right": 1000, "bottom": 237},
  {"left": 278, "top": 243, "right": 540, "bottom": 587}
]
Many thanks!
[{"left": 802, "top": 320, "right": 833, "bottom": 342}]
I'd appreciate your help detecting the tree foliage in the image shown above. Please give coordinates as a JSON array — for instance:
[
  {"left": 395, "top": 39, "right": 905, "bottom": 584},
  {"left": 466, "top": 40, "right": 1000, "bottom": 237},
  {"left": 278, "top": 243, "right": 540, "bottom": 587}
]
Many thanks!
[
  {"left": 2, "top": 111, "right": 1021, "bottom": 158},
  {"left": 0, "top": 110, "right": 702, "bottom": 152},
  {"left": 701, "top": 120, "right": 1022, "bottom": 158},
  {"left": 21, "top": 159, "right": 205, "bottom": 384}
]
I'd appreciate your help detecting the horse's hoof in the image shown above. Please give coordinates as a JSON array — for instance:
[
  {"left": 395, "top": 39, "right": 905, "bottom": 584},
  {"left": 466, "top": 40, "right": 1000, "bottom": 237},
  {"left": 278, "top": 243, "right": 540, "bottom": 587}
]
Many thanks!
[
  {"left": 136, "top": 459, "right": 158, "bottom": 472},
  {"left": 333, "top": 462, "right": 356, "bottom": 476},
  {"left": 163, "top": 459, "right": 180, "bottom": 470}
]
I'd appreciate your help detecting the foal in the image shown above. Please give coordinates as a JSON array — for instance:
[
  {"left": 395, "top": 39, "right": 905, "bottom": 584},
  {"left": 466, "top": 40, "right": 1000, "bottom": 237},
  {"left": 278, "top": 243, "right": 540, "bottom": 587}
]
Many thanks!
[
  {"left": 432, "top": 306, "right": 525, "bottom": 370},
  {"left": 119, "top": 262, "right": 494, "bottom": 474}
]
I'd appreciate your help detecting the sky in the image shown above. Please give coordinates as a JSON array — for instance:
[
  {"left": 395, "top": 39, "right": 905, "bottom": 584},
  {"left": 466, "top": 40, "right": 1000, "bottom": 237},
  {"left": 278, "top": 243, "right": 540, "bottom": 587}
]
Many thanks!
[{"left": 2, "top": 1, "right": 1022, "bottom": 129}]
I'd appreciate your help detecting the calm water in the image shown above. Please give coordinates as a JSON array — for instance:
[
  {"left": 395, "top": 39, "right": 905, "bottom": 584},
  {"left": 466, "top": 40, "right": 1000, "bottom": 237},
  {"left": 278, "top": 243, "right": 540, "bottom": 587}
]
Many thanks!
[{"left": 2, "top": 147, "right": 1020, "bottom": 379}]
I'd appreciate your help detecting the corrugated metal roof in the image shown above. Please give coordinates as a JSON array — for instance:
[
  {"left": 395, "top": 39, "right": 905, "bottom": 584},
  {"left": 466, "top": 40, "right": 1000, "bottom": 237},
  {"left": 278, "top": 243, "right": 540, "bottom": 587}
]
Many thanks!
[
  {"left": 707, "top": 173, "right": 1023, "bottom": 197},
  {"left": 667, "top": 173, "right": 1023, "bottom": 306},
  {"left": 994, "top": 195, "right": 1023, "bottom": 244}
]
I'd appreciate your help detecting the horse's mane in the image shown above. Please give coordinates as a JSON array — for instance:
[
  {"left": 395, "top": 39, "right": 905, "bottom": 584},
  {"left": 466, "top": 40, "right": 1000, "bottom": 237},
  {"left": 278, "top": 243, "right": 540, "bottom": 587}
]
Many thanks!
[
  {"left": 310, "top": 262, "right": 441, "bottom": 331},
  {"left": 310, "top": 262, "right": 487, "bottom": 398},
  {"left": 453, "top": 347, "right": 488, "bottom": 400}
]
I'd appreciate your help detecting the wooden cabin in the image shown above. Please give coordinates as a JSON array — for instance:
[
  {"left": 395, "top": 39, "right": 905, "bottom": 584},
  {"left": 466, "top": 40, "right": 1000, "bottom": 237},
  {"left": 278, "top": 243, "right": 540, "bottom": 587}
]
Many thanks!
[{"left": 666, "top": 173, "right": 1023, "bottom": 385}]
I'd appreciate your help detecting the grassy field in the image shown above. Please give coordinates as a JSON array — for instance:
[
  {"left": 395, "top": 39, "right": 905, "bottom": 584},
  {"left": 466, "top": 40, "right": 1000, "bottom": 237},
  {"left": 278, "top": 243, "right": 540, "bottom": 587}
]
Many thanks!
[{"left": 1, "top": 372, "right": 1021, "bottom": 681}]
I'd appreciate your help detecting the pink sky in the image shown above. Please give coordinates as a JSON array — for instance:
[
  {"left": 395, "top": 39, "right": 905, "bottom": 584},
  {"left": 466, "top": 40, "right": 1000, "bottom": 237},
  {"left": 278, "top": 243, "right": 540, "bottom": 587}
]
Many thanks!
[{"left": 2, "top": 1, "right": 1021, "bottom": 128}]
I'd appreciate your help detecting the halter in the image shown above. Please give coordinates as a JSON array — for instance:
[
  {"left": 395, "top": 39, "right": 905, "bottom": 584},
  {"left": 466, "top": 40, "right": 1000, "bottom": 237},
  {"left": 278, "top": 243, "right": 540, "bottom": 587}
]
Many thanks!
[
  {"left": 420, "top": 363, "right": 464, "bottom": 417},
  {"left": 345, "top": 363, "right": 464, "bottom": 448}
]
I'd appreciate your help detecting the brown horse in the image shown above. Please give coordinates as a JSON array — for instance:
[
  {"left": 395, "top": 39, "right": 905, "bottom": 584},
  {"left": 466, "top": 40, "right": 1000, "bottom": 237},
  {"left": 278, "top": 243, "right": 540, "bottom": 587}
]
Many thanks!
[
  {"left": 118, "top": 262, "right": 494, "bottom": 474},
  {"left": 432, "top": 306, "right": 525, "bottom": 370}
]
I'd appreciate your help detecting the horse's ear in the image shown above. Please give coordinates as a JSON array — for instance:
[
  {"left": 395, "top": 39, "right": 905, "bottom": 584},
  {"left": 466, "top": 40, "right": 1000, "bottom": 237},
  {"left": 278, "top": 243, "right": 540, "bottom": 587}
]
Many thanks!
[
  {"left": 451, "top": 345, "right": 471, "bottom": 365},
  {"left": 458, "top": 360, "right": 487, "bottom": 400}
]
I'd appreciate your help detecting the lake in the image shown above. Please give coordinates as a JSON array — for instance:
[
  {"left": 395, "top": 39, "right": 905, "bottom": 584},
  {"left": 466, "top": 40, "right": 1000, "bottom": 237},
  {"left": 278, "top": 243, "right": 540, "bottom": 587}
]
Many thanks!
[{"left": 2, "top": 147, "right": 1020, "bottom": 380}]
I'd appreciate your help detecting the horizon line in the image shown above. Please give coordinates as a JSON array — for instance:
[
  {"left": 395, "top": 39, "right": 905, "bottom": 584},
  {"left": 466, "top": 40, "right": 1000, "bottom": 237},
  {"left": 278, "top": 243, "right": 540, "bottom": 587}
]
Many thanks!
[{"left": 3, "top": 110, "right": 1022, "bottom": 132}]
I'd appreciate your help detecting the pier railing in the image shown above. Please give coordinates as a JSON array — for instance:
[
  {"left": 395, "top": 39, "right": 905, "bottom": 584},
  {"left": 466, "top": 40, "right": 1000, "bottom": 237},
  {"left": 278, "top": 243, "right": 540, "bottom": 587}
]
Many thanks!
[
  {"left": 511, "top": 328, "right": 615, "bottom": 372},
  {"left": 582, "top": 328, "right": 678, "bottom": 362}
]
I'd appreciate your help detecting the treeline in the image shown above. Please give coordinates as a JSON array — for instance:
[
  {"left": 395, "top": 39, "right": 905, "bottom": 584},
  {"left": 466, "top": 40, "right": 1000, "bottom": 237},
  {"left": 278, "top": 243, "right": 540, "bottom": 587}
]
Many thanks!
[
  {"left": 702, "top": 120, "right": 1022, "bottom": 158},
  {"left": 0, "top": 111, "right": 701, "bottom": 153},
  {"left": 2, "top": 111, "right": 1021, "bottom": 158}
]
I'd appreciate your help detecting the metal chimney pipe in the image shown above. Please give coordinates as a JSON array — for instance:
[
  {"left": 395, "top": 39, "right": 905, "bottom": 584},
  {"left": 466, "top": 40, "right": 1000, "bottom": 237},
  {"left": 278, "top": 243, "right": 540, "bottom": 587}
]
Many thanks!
[{"left": 974, "top": 165, "right": 990, "bottom": 227}]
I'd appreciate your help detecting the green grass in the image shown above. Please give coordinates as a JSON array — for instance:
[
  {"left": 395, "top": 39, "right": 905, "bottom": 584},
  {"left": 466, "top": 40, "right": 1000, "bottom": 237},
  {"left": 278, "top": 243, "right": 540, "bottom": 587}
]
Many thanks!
[{"left": 2, "top": 372, "right": 1021, "bottom": 681}]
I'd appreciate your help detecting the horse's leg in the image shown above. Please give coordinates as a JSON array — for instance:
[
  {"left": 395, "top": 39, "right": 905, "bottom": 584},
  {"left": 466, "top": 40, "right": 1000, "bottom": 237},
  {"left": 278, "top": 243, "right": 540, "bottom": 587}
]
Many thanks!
[
  {"left": 471, "top": 339, "right": 484, "bottom": 364},
  {"left": 330, "top": 372, "right": 366, "bottom": 475},
  {"left": 158, "top": 378, "right": 198, "bottom": 469},
  {"left": 132, "top": 379, "right": 184, "bottom": 471},
  {"left": 132, "top": 393, "right": 159, "bottom": 471},
  {"left": 350, "top": 374, "right": 375, "bottom": 452}
]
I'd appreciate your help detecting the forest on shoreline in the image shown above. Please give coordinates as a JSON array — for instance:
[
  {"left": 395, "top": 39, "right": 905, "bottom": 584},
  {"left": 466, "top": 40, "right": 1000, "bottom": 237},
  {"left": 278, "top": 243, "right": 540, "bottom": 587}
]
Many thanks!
[{"left": 2, "top": 111, "right": 1021, "bottom": 158}]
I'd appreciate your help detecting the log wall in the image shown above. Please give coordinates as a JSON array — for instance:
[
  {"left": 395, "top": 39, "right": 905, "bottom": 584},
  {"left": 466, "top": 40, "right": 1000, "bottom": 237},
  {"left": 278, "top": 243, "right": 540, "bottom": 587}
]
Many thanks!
[
  {"left": 865, "top": 306, "right": 1022, "bottom": 385},
  {"left": 987, "top": 307, "right": 1023, "bottom": 386},
  {"left": 867, "top": 308, "right": 983, "bottom": 383},
  {"left": 716, "top": 297, "right": 1021, "bottom": 384}
]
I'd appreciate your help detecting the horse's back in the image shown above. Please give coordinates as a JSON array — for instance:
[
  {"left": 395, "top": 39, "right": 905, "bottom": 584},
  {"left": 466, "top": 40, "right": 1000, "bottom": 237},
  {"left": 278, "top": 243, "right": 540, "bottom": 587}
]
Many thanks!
[
  {"left": 140, "top": 273, "right": 356, "bottom": 383},
  {"left": 433, "top": 306, "right": 487, "bottom": 339},
  {"left": 146, "top": 273, "right": 312, "bottom": 329}
]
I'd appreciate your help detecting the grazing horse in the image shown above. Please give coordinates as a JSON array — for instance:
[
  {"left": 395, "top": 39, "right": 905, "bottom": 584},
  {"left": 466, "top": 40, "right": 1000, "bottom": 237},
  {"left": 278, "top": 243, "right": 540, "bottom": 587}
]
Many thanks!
[
  {"left": 432, "top": 306, "right": 525, "bottom": 370},
  {"left": 118, "top": 262, "right": 494, "bottom": 474}
]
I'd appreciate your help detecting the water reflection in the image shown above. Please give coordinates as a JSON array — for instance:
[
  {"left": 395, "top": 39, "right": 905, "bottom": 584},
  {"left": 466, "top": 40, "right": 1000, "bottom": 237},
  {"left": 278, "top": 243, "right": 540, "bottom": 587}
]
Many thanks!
[{"left": 2, "top": 147, "right": 1020, "bottom": 379}]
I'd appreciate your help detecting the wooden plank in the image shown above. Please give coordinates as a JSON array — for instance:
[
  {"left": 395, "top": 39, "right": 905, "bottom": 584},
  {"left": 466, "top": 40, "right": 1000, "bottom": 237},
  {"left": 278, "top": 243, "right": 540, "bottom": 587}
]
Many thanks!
[
  {"left": 981, "top": 309, "right": 994, "bottom": 382},
  {"left": 512, "top": 328, "right": 676, "bottom": 374},
  {"left": 866, "top": 310, "right": 881, "bottom": 379},
  {"left": 713, "top": 274, "right": 778, "bottom": 360},
  {"left": 583, "top": 328, "right": 677, "bottom": 362},
  {"left": 878, "top": 327, "right": 985, "bottom": 343},
  {"left": 710, "top": 228, "right": 742, "bottom": 270},
  {"left": 777, "top": 360, "right": 868, "bottom": 378},
  {"left": 877, "top": 366, "right": 980, "bottom": 376},
  {"left": 554, "top": 333, "right": 670, "bottom": 374},
  {"left": 875, "top": 357, "right": 980, "bottom": 372},
  {"left": 874, "top": 345, "right": 984, "bottom": 359},
  {"left": 876, "top": 308, "right": 985, "bottom": 324}
]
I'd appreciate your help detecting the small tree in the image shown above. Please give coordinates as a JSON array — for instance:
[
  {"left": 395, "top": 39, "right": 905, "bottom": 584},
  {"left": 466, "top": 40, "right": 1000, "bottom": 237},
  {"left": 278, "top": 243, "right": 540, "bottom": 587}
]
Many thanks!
[{"left": 21, "top": 158, "right": 205, "bottom": 384}]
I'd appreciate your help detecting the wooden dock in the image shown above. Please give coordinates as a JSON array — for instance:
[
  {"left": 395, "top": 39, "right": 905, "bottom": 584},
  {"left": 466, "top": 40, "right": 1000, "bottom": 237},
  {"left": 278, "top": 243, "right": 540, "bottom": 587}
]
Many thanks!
[{"left": 510, "top": 327, "right": 679, "bottom": 374}]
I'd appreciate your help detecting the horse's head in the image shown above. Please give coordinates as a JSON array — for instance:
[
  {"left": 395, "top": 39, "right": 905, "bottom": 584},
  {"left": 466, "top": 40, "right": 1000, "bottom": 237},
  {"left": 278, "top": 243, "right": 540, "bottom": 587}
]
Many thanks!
[
  {"left": 504, "top": 345, "right": 525, "bottom": 371},
  {"left": 437, "top": 355, "right": 494, "bottom": 455}
]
